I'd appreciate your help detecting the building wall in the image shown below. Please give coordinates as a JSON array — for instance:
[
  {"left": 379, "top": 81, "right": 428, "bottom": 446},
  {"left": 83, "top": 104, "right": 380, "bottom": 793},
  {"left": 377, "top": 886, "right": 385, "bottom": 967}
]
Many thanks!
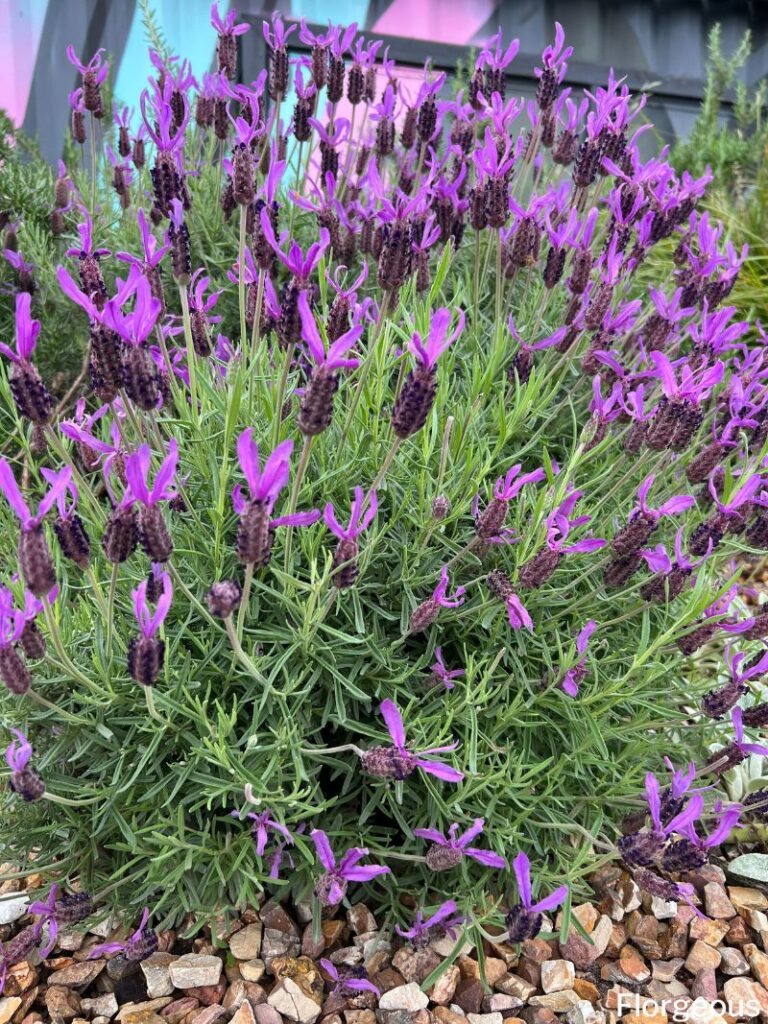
[{"left": 3, "top": 0, "right": 766, "bottom": 162}]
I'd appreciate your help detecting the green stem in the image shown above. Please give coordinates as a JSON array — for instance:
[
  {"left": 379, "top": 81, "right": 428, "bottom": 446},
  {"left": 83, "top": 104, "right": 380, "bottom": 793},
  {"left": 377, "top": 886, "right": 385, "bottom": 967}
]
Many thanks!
[
  {"left": 236, "top": 563, "right": 255, "bottom": 642},
  {"left": 272, "top": 342, "right": 296, "bottom": 448},
  {"left": 42, "top": 599, "right": 99, "bottom": 694},
  {"left": 26, "top": 688, "right": 87, "bottom": 724},
  {"left": 364, "top": 436, "right": 402, "bottom": 510},
  {"left": 179, "top": 285, "right": 199, "bottom": 427},
  {"left": 224, "top": 615, "right": 267, "bottom": 684},
  {"left": 144, "top": 685, "right": 164, "bottom": 724},
  {"left": 44, "top": 791, "right": 103, "bottom": 808},
  {"left": 339, "top": 297, "right": 390, "bottom": 446},
  {"left": 106, "top": 563, "right": 119, "bottom": 665},
  {"left": 238, "top": 204, "right": 248, "bottom": 350},
  {"left": 283, "top": 434, "right": 313, "bottom": 572}
]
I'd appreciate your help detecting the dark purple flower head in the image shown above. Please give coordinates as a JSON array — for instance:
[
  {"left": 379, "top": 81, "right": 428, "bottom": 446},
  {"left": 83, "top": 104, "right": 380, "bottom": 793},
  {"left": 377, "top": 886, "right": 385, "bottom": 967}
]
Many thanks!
[
  {"left": 429, "top": 647, "right": 465, "bottom": 691},
  {"left": 211, "top": 1, "right": 250, "bottom": 36},
  {"left": 370, "top": 699, "right": 464, "bottom": 783},
  {"left": 395, "top": 900, "right": 464, "bottom": 947},
  {"left": 320, "top": 958, "right": 380, "bottom": 997},
  {"left": 299, "top": 291, "right": 363, "bottom": 370},
  {"left": 311, "top": 829, "right": 390, "bottom": 906},
  {"left": 324, "top": 487, "right": 377, "bottom": 541},
  {"left": 132, "top": 572, "right": 173, "bottom": 639},
  {"left": 561, "top": 620, "right": 597, "bottom": 697},
  {"left": 408, "top": 307, "right": 465, "bottom": 370},
  {"left": 66, "top": 46, "right": 109, "bottom": 82},
  {"left": 89, "top": 907, "right": 155, "bottom": 961},
  {"left": 414, "top": 819, "right": 506, "bottom": 868},
  {"left": 505, "top": 851, "right": 568, "bottom": 942},
  {"left": 0, "top": 459, "right": 72, "bottom": 531},
  {"left": 0, "top": 293, "right": 41, "bottom": 364},
  {"left": 125, "top": 439, "right": 179, "bottom": 507}
]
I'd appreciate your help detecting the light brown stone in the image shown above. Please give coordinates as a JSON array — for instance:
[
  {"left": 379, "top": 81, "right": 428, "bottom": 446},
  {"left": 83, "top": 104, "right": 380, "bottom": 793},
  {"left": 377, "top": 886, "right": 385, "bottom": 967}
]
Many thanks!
[
  {"left": 231, "top": 925, "right": 263, "bottom": 961},
  {"left": 428, "top": 965, "right": 460, "bottom": 1006},
  {"left": 540, "top": 960, "right": 575, "bottom": 994},
  {"left": 684, "top": 940, "right": 722, "bottom": 974}
]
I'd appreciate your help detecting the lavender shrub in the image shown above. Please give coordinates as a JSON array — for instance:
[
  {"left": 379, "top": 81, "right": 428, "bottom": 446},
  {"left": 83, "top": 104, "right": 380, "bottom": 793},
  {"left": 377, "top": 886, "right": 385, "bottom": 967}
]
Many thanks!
[{"left": 0, "top": 7, "right": 765, "bottom": 944}]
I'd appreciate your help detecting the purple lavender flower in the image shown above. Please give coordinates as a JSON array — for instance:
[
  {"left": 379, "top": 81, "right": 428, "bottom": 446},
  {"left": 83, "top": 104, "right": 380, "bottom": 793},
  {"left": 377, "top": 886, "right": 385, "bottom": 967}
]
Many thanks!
[
  {"left": 360, "top": 699, "right": 464, "bottom": 783},
  {"left": 234, "top": 432, "right": 320, "bottom": 567},
  {"left": 311, "top": 830, "right": 390, "bottom": 907},
  {"left": 414, "top": 819, "right": 506, "bottom": 871},
  {"left": 89, "top": 908, "right": 157, "bottom": 962},
  {"left": 320, "top": 959, "right": 380, "bottom": 998},
  {"left": 519, "top": 491, "right": 604, "bottom": 590},
  {"left": 392, "top": 308, "right": 465, "bottom": 439},
  {"left": 612, "top": 474, "right": 695, "bottom": 556},
  {"left": 5, "top": 729, "right": 45, "bottom": 802},
  {"left": 475, "top": 460, "right": 547, "bottom": 544},
  {"left": 232, "top": 790, "right": 294, "bottom": 857},
  {"left": 705, "top": 707, "right": 768, "bottom": 776},
  {"left": 124, "top": 439, "right": 178, "bottom": 562},
  {"left": 0, "top": 293, "right": 53, "bottom": 426},
  {"left": 427, "top": 647, "right": 464, "bottom": 691},
  {"left": 395, "top": 900, "right": 464, "bottom": 949},
  {"left": 0, "top": 460, "right": 71, "bottom": 596},
  {"left": 128, "top": 572, "right": 172, "bottom": 687},
  {"left": 560, "top": 620, "right": 597, "bottom": 697},
  {"left": 408, "top": 564, "right": 466, "bottom": 633},
  {"left": 66, "top": 46, "right": 109, "bottom": 115},
  {"left": 324, "top": 487, "right": 377, "bottom": 588},
  {"left": 618, "top": 772, "right": 704, "bottom": 868},
  {"left": 505, "top": 851, "right": 568, "bottom": 942}
]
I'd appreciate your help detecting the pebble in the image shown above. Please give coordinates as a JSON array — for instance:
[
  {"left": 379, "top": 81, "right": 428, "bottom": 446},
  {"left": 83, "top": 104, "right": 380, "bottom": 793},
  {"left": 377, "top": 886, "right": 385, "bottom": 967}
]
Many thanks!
[
  {"left": 189, "top": 1006, "right": 226, "bottom": 1024},
  {"left": 467, "top": 1014, "right": 503, "bottom": 1024},
  {"left": 47, "top": 960, "right": 105, "bottom": 988},
  {"left": 528, "top": 991, "right": 582, "bottom": 1012},
  {"left": 722, "top": 977, "right": 766, "bottom": 1019},
  {"left": 230, "top": 1005, "right": 256, "bottom": 1024},
  {"left": 721, "top": 946, "right": 751, "bottom": 976},
  {"left": 168, "top": 954, "right": 222, "bottom": 990},
  {"left": 539, "top": 961, "right": 574, "bottom": 994},
  {"left": 377, "top": 983, "right": 430, "bottom": 1013},
  {"left": 650, "top": 959, "right": 684, "bottom": 982},
  {"left": 0, "top": 895, "right": 29, "bottom": 925},
  {"left": 240, "top": 959, "right": 266, "bottom": 983},
  {"left": 728, "top": 853, "right": 768, "bottom": 886},
  {"left": 496, "top": 975, "right": 537, "bottom": 1002},
  {"left": 117, "top": 998, "right": 174, "bottom": 1020},
  {"left": 160, "top": 997, "right": 200, "bottom": 1023},
  {"left": 141, "top": 953, "right": 178, "bottom": 998},
  {"left": 684, "top": 941, "right": 721, "bottom": 974},
  {"left": 649, "top": 897, "right": 677, "bottom": 920},
  {"left": 45, "top": 986, "right": 81, "bottom": 1021},
  {"left": 729, "top": 887, "right": 768, "bottom": 912},
  {"left": 0, "top": 997, "right": 21, "bottom": 1024},
  {"left": 253, "top": 1005, "right": 284, "bottom": 1024},
  {"left": 231, "top": 925, "right": 263, "bottom": 961},
  {"left": 81, "top": 994, "right": 119, "bottom": 1018},
  {"left": 267, "top": 977, "right": 322, "bottom": 1023},
  {"left": 703, "top": 882, "right": 736, "bottom": 919},
  {"left": 559, "top": 916, "right": 613, "bottom": 969},
  {"left": 428, "top": 965, "right": 460, "bottom": 1005}
]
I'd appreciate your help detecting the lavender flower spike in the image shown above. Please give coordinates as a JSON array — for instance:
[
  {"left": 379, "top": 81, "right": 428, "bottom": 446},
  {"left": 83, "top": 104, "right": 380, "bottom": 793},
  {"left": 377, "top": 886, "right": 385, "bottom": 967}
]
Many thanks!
[
  {"left": 392, "top": 307, "right": 465, "bottom": 439},
  {"left": 125, "top": 439, "right": 178, "bottom": 562},
  {"left": 705, "top": 706, "right": 768, "bottom": 776},
  {"left": 0, "top": 293, "right": 53, "bottom": 426},
  {"left": 233, "top": 431, "right": 320, "bottom": 567},
  {"left": 320, "top": 959, "right": 380, "bottom": 997},
  {"left": 505, "top": 851, "right": 568, "bottom": 942},
  {"left": 89, "top": 907, "right": 157, "bottom": 962},
  {"left": 408, "top": 564, "right": 466, "bottom": 633},
  {"left": 428, "top": 647, "right": 465, "bottom": 691},
  {"left": 360, "top": 699, "right": 464, "bottom": 783},
  {"left": 612, "top": 474, "right": 695, "bottom": 556},
  {"left": 232, "top": 796, "right": 294, "bottom": 857},
  {"left": 128, "top": 572, "right": 172, "bottom": 687},
  {"left": 311, "top": 829, "right": 390, "bottom": 907},
  {"left": 325, "top": 486, "right": 378, "bottom": 588},
  {"left": 5, "top": 729, "right": 45, "bottom": 802},
  {"left": 414, "top": 819, "right": 506, "bottom": 871},
  {"left": 560, "top": 620, "right": 597, "bottom": 697},
  {"left": 395, "top": 900, "right": 464, "bottom": 949}
]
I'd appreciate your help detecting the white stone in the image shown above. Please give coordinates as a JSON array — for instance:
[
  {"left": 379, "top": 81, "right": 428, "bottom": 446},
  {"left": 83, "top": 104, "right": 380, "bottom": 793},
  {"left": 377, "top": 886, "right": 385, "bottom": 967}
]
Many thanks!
[
  {"left": 467, "top": 1014, "right": 503, "bottom": 1024},
  {"left": 267, "top": 977, "right": 322, "bottom": 1024},
  {"left": 0, "top": 895, "right": 28, "bottom": 925},
  {"left": 377, "top": 982, "right": 430, "bottom": 1012},
  {"left": 650, "top": 896, "right": 678, "bottom": 920},
  {"left": 230, "top": 923, "right": 263, "bottom": 960},
  {"left": 141, "top": 952, "right": 177, "bottom": 997},
  {"left": 168, "top": 953, "right": 222, "bottom": 989},
  {"left": 540, "top": 959, "right": 575, "bottom": 993}
]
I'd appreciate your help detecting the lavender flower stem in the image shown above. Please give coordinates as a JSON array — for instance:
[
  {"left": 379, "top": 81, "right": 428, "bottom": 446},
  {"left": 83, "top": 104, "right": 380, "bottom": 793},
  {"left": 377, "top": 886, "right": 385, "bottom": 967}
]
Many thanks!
[
  {"left": 271, "top": 342, "right": 296, "bottom": 449},
  {"left": 249, "top": 270, "right": 266, "bottom": 399},
  {"left": 238, "top": 204, "right": 247, "bottom": 351},
  {"left": 106, "top": 563, "right": 119, "bottom": 664},
  {"left": 179, "top": 285, "right": 199, "bottom": 427},
  {"left": 41, "top": 599, "right": 97, "bottom": 693},
  {"left": 44, "top": 791, "right": 103, "bottom": 807},
  {"left": 86, "top": 566, "right": 126, "bottom": 654},
  {"left": 89, "top": 113, "right": 97, "bottom": 213},
  {"left": 44, "top": 426, "right": 103, "bottom": 524},
  {"left": 364, "top": 436, "right": 402, "bottom": 512},
  {"left": 224, "top": 614, "right": 268, "bottom": 684},
  {"left": 236, "top": 563, "right": 254, "bottom": 642},
  {"left": 300, "top": 743, "right": 364, "bottom": 757},
  {"left": 26, "top": 687, "right": 87, "bottom": 724},
  {"left": 144, "top": 685, "right": 164, "bottom": 723},
  {"left": 339, "top": 297, "right": 392, "bottom": 446},
  {"left": 283, "top": 434, "right": 314, "bottom": 572},
  {"left": 288, "top": 142, "right": 303, "bottom": 238}
]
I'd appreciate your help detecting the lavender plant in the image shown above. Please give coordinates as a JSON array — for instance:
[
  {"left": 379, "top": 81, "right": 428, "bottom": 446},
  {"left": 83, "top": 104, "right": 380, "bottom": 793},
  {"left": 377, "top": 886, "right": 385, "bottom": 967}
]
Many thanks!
[{"left": 0, "top": 6, "right": 766, "bottom": 948}]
